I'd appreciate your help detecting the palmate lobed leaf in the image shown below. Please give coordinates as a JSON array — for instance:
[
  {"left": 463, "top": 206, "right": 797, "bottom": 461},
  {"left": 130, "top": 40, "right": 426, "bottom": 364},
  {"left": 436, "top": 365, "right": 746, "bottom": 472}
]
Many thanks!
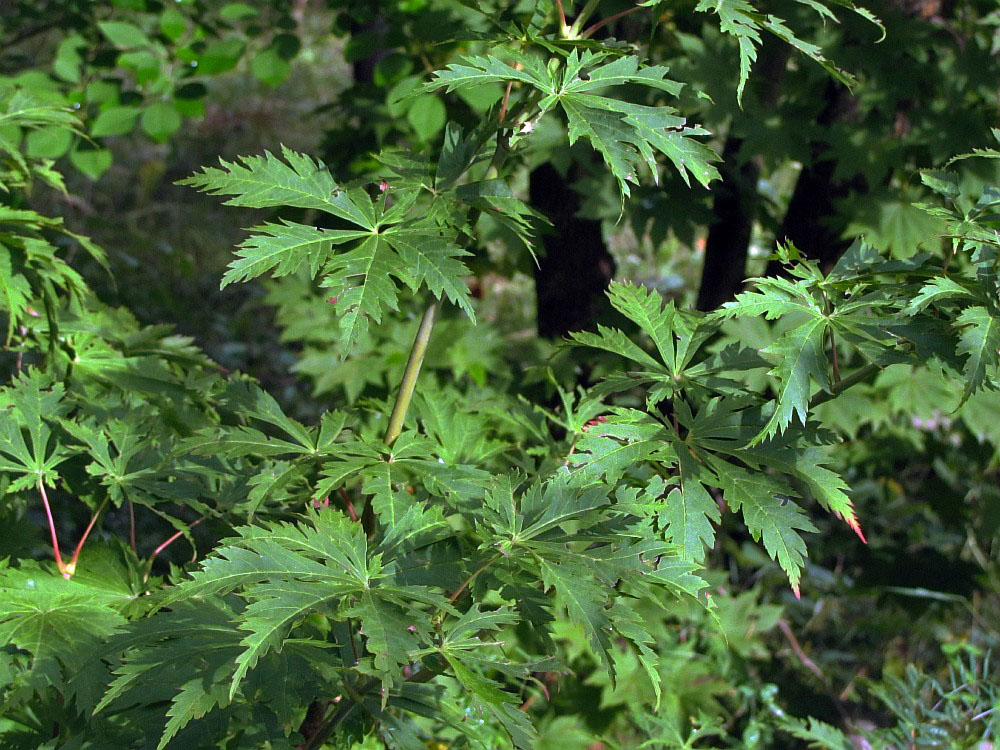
[
  {"left": 219, "top": 220, "right": 369, "bottom": 288},
  {"left": 559, "top": 92, "right": 719, "bottom": 196},
  {"left": 429, "top": 48, "right": 719, "bottom": 197},
  {"left": 664, "top": 453, "right": 722, "bottom": 562},
  {"left": 182, "top": 149, "right": 475, "bottom": 356},
  {"left": 178, "top": 146, "right": 374, "bottom": 227},
  {"left": 710, "top": 459, "right": 817, "bottom": 597},
  {"left": 954, "top": 305, "right": 1000, "bottom": 404},
  {"left": 0, "top": 561, "right": 131, "bottom": 708}
]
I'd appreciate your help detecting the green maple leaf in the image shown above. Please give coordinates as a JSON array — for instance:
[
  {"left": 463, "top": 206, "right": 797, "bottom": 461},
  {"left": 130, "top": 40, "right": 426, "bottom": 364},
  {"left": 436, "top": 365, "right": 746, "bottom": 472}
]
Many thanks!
[
  {"left": 518, "top": 480, "right": 610, "bottom": 540},
  {"left": 414, "top": 389, "right": 507, "bottom": 464},
  {"left": 558, "top": 89, "right": 719, "bottom": 197},
  {"left": 429, "top": 50, "right": 719, "bottom": 198},
  {"left": 0, "top": 369, "right": 71, "bottom": 491},
  {"left": 572, "top": 282, "right": 742, "bottom": 401},
  {"left": 425, "top": 48, "right": 553, "bottom": 93},
  {"left": 0, "top": 246, "right": 32, "bottom": 343},
  {"left": 663, "top": 452, "right": 721, "bottom": 562},
  {"left": 95, "top": 600, "right": 244, "bottom": 748},
  {"left": 346, "top": 590, "right": 419, "bottom": 694},
  {"left": 540, "top": 559, "right": 615, "bottom": 677},
  {"left": 159, "top": 677, "right": 231, "bottom": 750},
  {"left": 0, "top": 561, "right": 129, "bottom": 709},
  {"left": 754, "top": 444, "right": 866, "bottom": 543},
  {"left": 715, "top": 276, "right": 834, "bottom": 442},
  {"left": 710, "top": 460, "right": 817, "bottom": 596},
  {"left": 442, "top": 604, "right": 519, "bottom": 651},
  {"left": 645, "top": 0, "right": 871, "bottom": 103},
  {"left": 321, "top": 235, "right": 407, "bottom": 351},
  {"left": 179, "top": 146, "right": 374, "bottom": 224},
  {"left": 757, "top": 321, "right": 831, "bottom": 442},
  {"left": 441, "top": 654, "right": 537, "bottom": 750},
  {"left": 188, "top": 382, "right": 324, "bottom": 458},
  {"left": 566, "top": 410, "right": 672, "bottom": 486},
  {"left": 955, "top": 305, "right": 1000, "bottom": 403},
  {"left": 220, "top": 220, "right": 368, "bottom": 287},
  {"left": 778, "top": 715, "right": 852, "bottom": 749},
  {"left": 163, "top": 513, "right": 371, "bottom": 606},
  {"left": 183, "top": 148, "right": 474, "bottom": 355},
  {"left": 376, "top": 501, "right": 449, "bottom": 561}
]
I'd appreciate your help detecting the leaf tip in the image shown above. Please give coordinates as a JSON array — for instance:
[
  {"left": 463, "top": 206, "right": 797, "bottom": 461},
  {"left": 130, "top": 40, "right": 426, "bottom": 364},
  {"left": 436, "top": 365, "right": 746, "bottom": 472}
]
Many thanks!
[{"left": 848, "top": 517, "right": 867, "bottom": 545}]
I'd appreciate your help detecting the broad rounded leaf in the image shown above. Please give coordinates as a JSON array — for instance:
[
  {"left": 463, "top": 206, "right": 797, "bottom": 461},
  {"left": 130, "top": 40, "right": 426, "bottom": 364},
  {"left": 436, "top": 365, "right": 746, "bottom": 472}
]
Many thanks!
[{"left": 406, "top": 94, "right": 446, "bottom": 142}]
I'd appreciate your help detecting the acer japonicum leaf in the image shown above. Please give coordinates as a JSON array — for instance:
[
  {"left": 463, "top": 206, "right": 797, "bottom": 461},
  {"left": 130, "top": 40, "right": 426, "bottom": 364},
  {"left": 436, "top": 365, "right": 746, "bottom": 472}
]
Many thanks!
[
  {"left": 180, "top": 148, "right": 475, "bottom": 356},
  {"left": 428, "top": 48, "right": 721, "bottom": 197}
]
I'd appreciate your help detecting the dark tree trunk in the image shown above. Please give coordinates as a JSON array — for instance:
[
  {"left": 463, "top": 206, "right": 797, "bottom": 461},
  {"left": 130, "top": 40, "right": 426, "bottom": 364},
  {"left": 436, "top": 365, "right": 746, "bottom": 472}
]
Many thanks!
[
  {"left": 767, "top": 84, "right": 868, "bottom": 275},
  {"left": 696, "top": 136, "right": 759, "bottom": 311},
  {"left": 694, "top": 41, "right": 788, "bottom": 310},
  {"left": 529, "top": 162, "right": 615, "bottom": 339},
  {"left": 348, "top": 12, "right": 389, "bottom": 85}
]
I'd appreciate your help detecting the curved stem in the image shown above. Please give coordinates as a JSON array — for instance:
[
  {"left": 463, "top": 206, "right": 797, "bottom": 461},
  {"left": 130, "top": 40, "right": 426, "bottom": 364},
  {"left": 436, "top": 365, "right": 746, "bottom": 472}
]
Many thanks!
[
  {"left": 581, "top": 5, "right": 642, "bottom": 38},
  {"left": 143, "top": 516, "right": 205, "bottom": 581},
  {"left": 384, "top": 301, "right": 440, "bottom": 447},
  {"left": 128, "top": 499, "right": 137, "bottom": 552},
  {"left": 66, "top": 496, "right": 109, "bottom": 577},
  {"left": 448, "top": 555, "right": 500, "bottom": 605},
  {"left": 808, "top": 362, "right": 881, "bottom": 409},
  {"left": 38, "top": 480, "right": 65, "bottom": 577}
]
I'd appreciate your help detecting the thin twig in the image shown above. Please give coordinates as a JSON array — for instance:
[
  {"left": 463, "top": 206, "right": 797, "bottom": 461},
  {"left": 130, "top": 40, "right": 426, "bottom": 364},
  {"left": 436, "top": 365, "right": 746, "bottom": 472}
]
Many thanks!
[
  {"left": 337, "top": 488, "right": 359, "bottom": 522},
  {"left": 823, "top": 292, "right": 841, "bottom": 384},
  {"left": 829, "top": 328, "right": 841, "bottom": 384},
  {"left": 148, "top": 516, "right": 205, "bottom": 565},
  {"left": 777, "top": 618, "right": 825, "bottom": 682},
  {"left": 38, "top": 480, "right": 65, "bottom": 577},
  {"left": 581, "top": 5, "right": 643, "bottom": 38},
  {"left": 448, "top": 555, "right": 499, "bottom": 605},
  {"left": 347, "top": 618, "right": 360, "bottom": 664},
  {"left": 568, "top": 0, "right": 603, "bottom": 37},
  {"left": 809, "top": 362, "right": 882, "bottom": 409},
  {"left": 65, "top": 496, "right": 109, "bottom": 577},
  {"left": 498, "top": 80, "right": 514, "bottom": 124}
]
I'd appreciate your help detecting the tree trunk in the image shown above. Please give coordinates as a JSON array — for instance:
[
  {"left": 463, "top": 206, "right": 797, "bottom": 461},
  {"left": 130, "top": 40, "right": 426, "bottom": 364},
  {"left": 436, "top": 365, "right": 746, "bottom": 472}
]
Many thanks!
[
  {"left": 767, "top": 80, "right": 868, "bottom": 275},
  {"left": 529, "top": 162, "right": 615, "bottom": 339},
  {"left": 696, "top": 136, "right": 759, "bottom": 311},
  {"left": 694, "top": 41, "right": 788, "bottom": 309}
]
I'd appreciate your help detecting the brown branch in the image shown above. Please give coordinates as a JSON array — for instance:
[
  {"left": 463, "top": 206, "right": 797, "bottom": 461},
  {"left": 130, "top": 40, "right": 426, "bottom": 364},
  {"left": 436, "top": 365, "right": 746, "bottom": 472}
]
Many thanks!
[
  {"left": 448, "top": 555, "right": 498, "bottom": 605},
  {"left": 777, "top": 618, "right": 825, "bottom": 681},
  {"left": 499, "top": 80, "right": 514, "bottom": 125}
]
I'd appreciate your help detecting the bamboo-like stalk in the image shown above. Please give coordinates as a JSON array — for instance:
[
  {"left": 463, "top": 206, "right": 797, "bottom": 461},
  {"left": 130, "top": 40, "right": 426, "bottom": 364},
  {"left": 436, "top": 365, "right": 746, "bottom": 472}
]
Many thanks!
[{"left": 383, "top": 300, "right": 440, "bottom": 447}]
